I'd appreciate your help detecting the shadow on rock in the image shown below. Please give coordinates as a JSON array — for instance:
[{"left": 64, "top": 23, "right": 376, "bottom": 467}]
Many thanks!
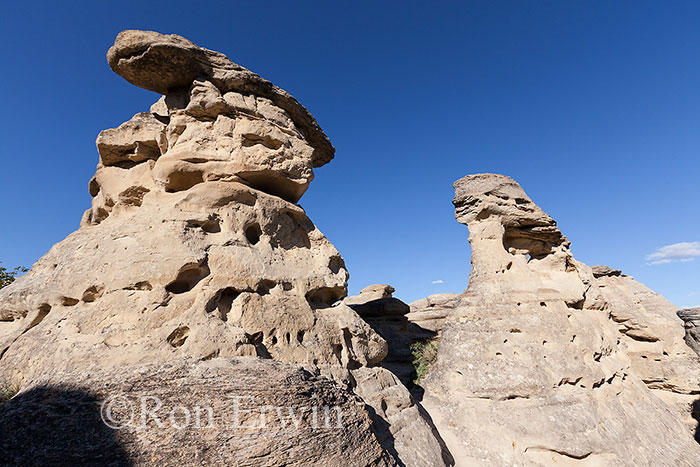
[
  {"left": 348, "top": 296, "right": 437, "bottom": 389},
  {"left": 693, "top": 398, "right": 700, "bottom": 443},
  {"left": 0, "top": 385, "right": 132, "bottom": 466}
]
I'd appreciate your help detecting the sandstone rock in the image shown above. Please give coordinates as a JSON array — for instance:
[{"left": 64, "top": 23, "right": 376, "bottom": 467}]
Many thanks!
[
  {"left": 678, "top": 307, "right": 700, "bottom": 356},
  {"left": 0, "top": 30, "right": 450, "bottom": 466},
  {"left": 346, "top": 285, "right": 409, "bottom": 318},
  {"left": 407, "top": 293, "right": 460, "bottom": 334},
  {"left": 589, "top": 271, "right": 700, "bottom": 433},
  {"left": 421, "top": 173, "right": 700, "bottom": 465},
  {"left": 0, "top": 358, "right": 395, "bottom": 466},
  {"left": 106, "top": 29, "right": 334, "bottom": 168},
  {"left": 591, "top": 264, "right": 623, "bottom": 278},
  {"left": 0, "top": 31, "right": 386, "bottom": 385},
  {"left": 351, "top": 367, "right": 452, "bottom": 467},
  {"left": 345, "top": 284, "right": 396, "bottom": 305}
]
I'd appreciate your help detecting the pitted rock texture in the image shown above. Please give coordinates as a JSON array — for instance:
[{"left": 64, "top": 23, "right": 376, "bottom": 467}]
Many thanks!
[
  {"left": 107, "top": 29, "right": 333, "bottom": 168},
  {"left": 421, "top": 173, "right": 700, "bottom": 466},
  {"left": 0, "top": 358, "right": 395, "bottom": 466},
  {"left": 0, "top": 31, "right": 386, "bottom": 385},
  {"left": 0, "top": 30, "right": 452, "bottom": 467}
]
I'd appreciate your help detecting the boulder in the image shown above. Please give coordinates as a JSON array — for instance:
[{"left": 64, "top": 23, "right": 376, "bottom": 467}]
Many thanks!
[{"left": 0, "top": 358, "right": 395, "bottom": 466}]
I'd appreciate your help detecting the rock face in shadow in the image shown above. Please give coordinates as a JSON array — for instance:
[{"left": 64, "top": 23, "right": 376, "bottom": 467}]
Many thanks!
[
  {"left": 678, "top": 307, "right": 700, "bottom": 356},
  {"left": 346, "top": 285, "right": 433, "bottom": 385},
  {"left": 420, "top": 173, "right": 700, "bottom": 465},
  {"left": 0, "top": 358, "right": 394, "bottom": 466},
  {"left": 342, "top": 285, "right": 453, "bottom": 466}
]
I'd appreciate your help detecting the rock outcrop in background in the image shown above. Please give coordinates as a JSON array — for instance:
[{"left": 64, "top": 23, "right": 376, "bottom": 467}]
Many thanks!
[{"left": 0, "top": 30, "right": 448, "bottom": 467}]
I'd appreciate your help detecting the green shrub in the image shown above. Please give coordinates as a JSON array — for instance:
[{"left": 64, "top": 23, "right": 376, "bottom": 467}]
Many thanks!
[
  {"left": 411, "top": 338, "right": 439, "bottom": 385},
  {"left": 0, "top": 262, "right": 28, "bottom": 289},
  {"left": 0, "top": 378, "right": 20, "bottom": 405}
]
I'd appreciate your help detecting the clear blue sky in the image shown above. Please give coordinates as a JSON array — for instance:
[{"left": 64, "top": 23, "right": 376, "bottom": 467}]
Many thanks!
[{"left": 1, "top": 1, "right": 698, "bottom": 307}]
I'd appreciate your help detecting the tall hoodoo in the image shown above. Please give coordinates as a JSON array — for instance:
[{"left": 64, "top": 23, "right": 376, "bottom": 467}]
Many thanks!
[
  {"left": 0, "top": 30, "right": 386, "bottom": 382},
  {"left": 421, "top": 173, "right": 700, "bottom": 465},
  {"left": 0, "top": 30, "right": 450, "bottom": 467}
]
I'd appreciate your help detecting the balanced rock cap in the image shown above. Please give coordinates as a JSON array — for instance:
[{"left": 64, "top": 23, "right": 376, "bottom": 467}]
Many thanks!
[{"left": 107, "top": 30, "right": 334, "bottom": 167}]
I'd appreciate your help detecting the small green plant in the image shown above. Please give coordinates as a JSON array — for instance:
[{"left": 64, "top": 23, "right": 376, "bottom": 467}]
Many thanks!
[
  {"left": 0, "top": 262, "right": 28, "bottom": 289},
  {"left": 411, "top": 338, "right": 439, "bottom": 385},
  {"left": 0, "top": 378, "right": 20, "bottom": 405}
]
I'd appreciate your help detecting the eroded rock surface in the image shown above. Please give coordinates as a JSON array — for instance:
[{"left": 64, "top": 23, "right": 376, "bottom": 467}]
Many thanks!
[
  {"left": 0, "top": 30, "right": 387, "bottom": 384},
  {"left": 420, "top": 173, "right": 700, "bottom": 465},
  {"left": 0, "top": 30, "right": 449, "bottom": 466},
  {"left": 0, "top": 358, "right": 395, "bottom": 466}
]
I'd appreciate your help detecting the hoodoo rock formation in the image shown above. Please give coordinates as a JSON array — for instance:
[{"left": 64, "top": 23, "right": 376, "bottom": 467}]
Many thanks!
[
  {"left": 0, "top": 29, "right": 385, "bottom": 381},
  {"left": 419, "top": 174, "right": 700, "bottom": 465},
  {"left": 0, "top": 30, "right": 448, "bottom": 466}
]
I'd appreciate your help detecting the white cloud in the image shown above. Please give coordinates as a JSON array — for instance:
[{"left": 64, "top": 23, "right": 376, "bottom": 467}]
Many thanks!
[
  {"left": 432, "top": 279, "right": 444, "bottom": 284},
  {"left": 646, "top": 241, "right": 700, "bottom": 265}
]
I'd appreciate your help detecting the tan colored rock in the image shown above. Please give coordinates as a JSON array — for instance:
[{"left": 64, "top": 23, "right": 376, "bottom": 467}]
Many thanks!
[
  {"left": 421, "top": 173, "right": 700, "bottom": 465},
  {"left": 0, "top": 30, "right": 450, "bottom": 466},
  {"left": 0, "top": 31, "right": 384, "bottom": 385},
  {"left": 407, "top": 293, "right": 460, "bottom": 334},
  {"left": 0, "top": 358, "right": 396, "bottom": 466},
  {"left": 106, "top": 29, "right": 334, "bottom": 168},
  {"left": 96, "top": 112, "right": 167, "bottom": 167},
  {"left": 345, "top": 284, "right": 396, "bottom": 305},
  {"left": 351, "top": 367, "right": 452, "bottom": 467}
]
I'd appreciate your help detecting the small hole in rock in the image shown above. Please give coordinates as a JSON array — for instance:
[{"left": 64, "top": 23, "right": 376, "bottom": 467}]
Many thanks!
[
  {"left": 82, "top": 286, "right": 103, "bottom": 302},
  {"left": 305, "top": 286, "right": 346, "bottom": 309},
  {"left": 166, "top": 260, "right": 210, "bottom": 294},
  {"left": 245, "top": 223, "right": 262, "bottom": 245},
  {"left": 61, "top": 297, "right": 79, "bottom": 306},
  {"left": 328, "top": 256, "right": 344, "bottom": 274},
  {"left": 206, "top": 287, "right": 240, "bottom": 322},
  {"left": 167, "top": 326, "right": 190, "bottom": 347},
  {"left": 256, "top": 280, "right": 275, "bottom": 295}
]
